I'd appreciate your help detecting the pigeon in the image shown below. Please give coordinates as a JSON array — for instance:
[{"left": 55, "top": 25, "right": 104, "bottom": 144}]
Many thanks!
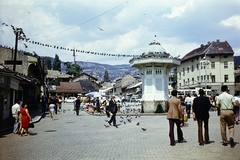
[
  {"left": 141, "top": 128, "right": 147, "bottom": 131},
  {"left": 127, "top": 119, "right": 131, "bottom": 123},
  {"left": 98, "top": 27, "right": 104, "bottom": 31},
  {"left": 119, "top": 120, "right": 123, "bottom": 123},
  {"left": 124, "top": 121, "right": 126, "bottom": 124},
  {"left": 136, "top": 122, "right": 140, "bottom": 126},
  {"left": 104, "top": 124, "right": 109, "bottom": 128}
]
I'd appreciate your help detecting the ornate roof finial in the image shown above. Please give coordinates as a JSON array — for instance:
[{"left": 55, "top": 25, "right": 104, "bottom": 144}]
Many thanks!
[{"left": 154, "top": 35, "right": 157, "bottom": 42}]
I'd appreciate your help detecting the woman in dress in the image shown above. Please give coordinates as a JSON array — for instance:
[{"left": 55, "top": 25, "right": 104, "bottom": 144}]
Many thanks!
[
  {"left": 20, "top": 103, "right": 32, "bottom": 136},
  {"left": 49, "top": 98, "right": 55, "bottom": 120}
]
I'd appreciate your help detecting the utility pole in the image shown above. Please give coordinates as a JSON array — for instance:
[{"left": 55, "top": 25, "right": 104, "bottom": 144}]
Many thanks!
[
  {"left": 10, "top": 26, "right": 29, "bottom": 72},
  {"left": 13, "top": 31, "right": 19, "bottom": 72}
]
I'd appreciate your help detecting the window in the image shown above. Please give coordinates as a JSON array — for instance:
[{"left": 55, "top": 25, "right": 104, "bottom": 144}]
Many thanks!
[
  {"left": 197, "top": 76, "right": 199, "bottom": 83},
  {"left": 211, "top": 75, "right": 215, "bottom": 83},
  {"left": 201, "top": 62, "right": 203, "bottom": 69},
  {"left": 201, "top": 76, "right": 203, "bottom": 82},
  {"left": 224, "top": 61, "right": 228, "bottom": 69},
  {"left": 183, "top": 68, "right": 185, "bottom": 76},
  {"left": 192, "top": 78, "right": 194, "bottom": 85},
  {"left": 211, "top": 62, "right": 215, "bottom": 69},
  {"left": 197, "top": 63, "right": 199, "bottom": 70},
  {"left": 146, "top": 68, "right": 152, "bottom": 75},
  {"left": 187, "top": 67, "right": 189, "bottom": 73},
  {"left": 224, "top": 75, "right": 228, "bottom": 82},
  {"left": 179, "top": 72, "right": 181, "bottom": 80},
  {"left": 155, "top": 68, "right": 161, "bottom": 74},
  {"left": 191, "top": 65, "right": 194, "bottom": 72}
]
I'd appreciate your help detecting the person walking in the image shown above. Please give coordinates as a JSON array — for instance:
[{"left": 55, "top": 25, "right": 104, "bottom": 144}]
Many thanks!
[
  {"left": 165, "top": 90, "right": 184, "bottom": 146},
  {"left": 58, "top": 96, "right": 63, "bottom": 111},
  {"left": 11, "top": 99, "right": 21, "bottom": 134},
  {"left": 184, "top": 94, "right": 192, "bottom": 118},
  {"left": 192, "top": 89, "right": 212, "bottom": 146},
  {"left": 49, "top": 97, "right": 56, "bottom": 120},
  {"left": 108, "top": 95, "right": 118, "bottom": 128},
  {"left": 74, "top": 96, "right": 81, "bottom": 116},
  {"left": 233, "top": 93, "right": 240, "bottom": 125},
  {"left": 216, "top": 85, "right": 236, "bottom": 147},
  {"left": 19, "top": 103, "right": 32, "bottom": 136},
  {"left": 102, "top": 96, "right": 110, "bottom": 117},
  {"left": 41, "top": 95, "right": 47, "bottom": 113}
]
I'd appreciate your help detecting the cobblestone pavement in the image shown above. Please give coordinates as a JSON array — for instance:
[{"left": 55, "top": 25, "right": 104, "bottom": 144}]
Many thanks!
[{"left": 0, "top": 103, "right": 240, "bottom": 160}]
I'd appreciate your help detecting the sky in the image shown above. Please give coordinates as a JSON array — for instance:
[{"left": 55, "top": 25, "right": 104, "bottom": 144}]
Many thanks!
[{"left": 0, "top": 0, "right": 240, "bottom": 65}]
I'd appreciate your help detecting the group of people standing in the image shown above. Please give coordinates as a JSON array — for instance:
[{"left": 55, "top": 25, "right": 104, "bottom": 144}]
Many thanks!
[
  {"left": 41, "top": 95, "right": 63, "bottom": 120},
  {"left": 166, "top": 85, "right": 239, "bottom": 148},
  {"left": 11, "top": 99, "right": 32, "bottom": 136}
]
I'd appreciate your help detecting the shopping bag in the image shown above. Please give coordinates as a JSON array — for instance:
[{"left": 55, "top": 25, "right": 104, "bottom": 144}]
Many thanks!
[{"left": 29, "top": 121, "right": 35, "bottom": 128}]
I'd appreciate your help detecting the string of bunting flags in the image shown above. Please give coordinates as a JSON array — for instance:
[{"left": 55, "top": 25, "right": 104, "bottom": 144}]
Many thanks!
[
  {"left": 24, "top": 39, "right": 135, "bottom": 57},
  {"left": 1, "top": 22, "right": 136, "bottom": 58}
]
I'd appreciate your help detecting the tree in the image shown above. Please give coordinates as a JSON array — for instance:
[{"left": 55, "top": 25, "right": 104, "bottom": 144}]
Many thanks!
[
  {"left": 52, "top": 54, "right": 61, "bottom": 71},
  {"left": 103, "top": 69, "right": 110, "bottom": 82},
  {"left": 66, "top": 63, "right": 83, "bottom": 76},
  {"left": 44, "top": 57, "right": 52, "bottom": 70}
]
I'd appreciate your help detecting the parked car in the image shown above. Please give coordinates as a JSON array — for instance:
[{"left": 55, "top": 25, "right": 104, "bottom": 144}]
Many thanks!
[{"left": 64, "top": 97, "right": 77, "bottom": 103}]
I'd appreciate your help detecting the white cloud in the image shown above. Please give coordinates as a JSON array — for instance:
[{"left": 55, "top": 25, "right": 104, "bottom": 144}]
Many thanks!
[
  {"left": 162, "top": 0, "right": 193, "bottom": 18},
  {"left": 220, "top": 15, "right": 240, "bottom": 30},
  {"left": 1, "top": 0, "right": 239, "bottom": 65}
]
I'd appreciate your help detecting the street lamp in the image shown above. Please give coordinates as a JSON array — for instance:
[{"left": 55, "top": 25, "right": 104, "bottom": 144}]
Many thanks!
[{"left": 203, "top": 56, "right": 211, "bottom": 93}]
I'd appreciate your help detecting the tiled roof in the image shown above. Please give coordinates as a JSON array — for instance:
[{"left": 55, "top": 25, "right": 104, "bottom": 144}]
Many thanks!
[
  {"left": 79, "top": 80, "right": 98, "bottom": 93},
  {"left": 47, "top": 70, "right": 72, "bottom": 79},
  {"left": 54, "top": 82, "right": 83, "bottom": 93},
  {"left": 181, "top": 40, "right": 234, "bottom": 62}
]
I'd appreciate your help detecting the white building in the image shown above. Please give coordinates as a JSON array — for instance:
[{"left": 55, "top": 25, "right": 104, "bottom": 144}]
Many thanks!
[
  {"left": 129, "top": 41, "right": 180, "bottom": 113},
  {"left": 177, "top": 39, "right": 235, "bottom": 95}
]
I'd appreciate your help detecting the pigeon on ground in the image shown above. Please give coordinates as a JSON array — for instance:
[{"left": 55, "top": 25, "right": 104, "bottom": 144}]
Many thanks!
[
  {"left": 136, "top": 122, "right": 140, "bottom": 126},
  {"left": 141, "top": 128, "right": 147, "bottom": 131},
  {"left": 104, "top": 124, "right": 109, "bottom": 128}
]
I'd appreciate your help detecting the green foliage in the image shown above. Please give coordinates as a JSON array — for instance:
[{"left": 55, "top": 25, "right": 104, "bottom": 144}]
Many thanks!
[
  {"left": 52, "top": 54, "right": 61, "bottom": 71},
  {"left": 49, "top": 79, "right": 60, "bottom": 86},
  {"left": 155, "top": 104, "right": 164, "bottom": 113},
  {"left": 103, "top": 69, "right": 110, "bottom": 82},
  {"left": 44, "top": 57, "right": 52, "bottom": 70},
  {"left": 66, "top": 63, "right": 83, "bottom": 76}
]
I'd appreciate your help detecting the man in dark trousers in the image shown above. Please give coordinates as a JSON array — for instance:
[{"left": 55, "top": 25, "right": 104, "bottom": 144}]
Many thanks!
[
  {"left": 108, "top": 95, "right": 118, "bottom": 127},
  {"left": 74, "top": 96, "right": 81, "bottom": 116},
  {"left": 192, "top": 89, "right": 211, "bottom": 146}
]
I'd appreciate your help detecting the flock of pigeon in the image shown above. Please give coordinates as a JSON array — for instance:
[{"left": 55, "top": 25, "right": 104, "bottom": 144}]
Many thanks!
[
  {"left": 61, "top": 107, "right": 147, "bottom": 131},
  {"left": 103, "top": 109, "right": 147, "bottom": 132}
]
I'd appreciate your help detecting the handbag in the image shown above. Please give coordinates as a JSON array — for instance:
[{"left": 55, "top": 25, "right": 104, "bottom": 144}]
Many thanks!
[
  {"left": 29, "top": 121, "right": 35, "bottom": 128},
  {"left": 184, "top": 114, "right": 188, "bottom": 122}
]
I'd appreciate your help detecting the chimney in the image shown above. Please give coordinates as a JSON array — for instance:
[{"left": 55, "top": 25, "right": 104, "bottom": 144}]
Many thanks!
[
  {"left": 208, "top": 41, "right": 211, "bottom": 44},
  {"left": 216, "top": 39, "right": 220, "bottom": 43}
]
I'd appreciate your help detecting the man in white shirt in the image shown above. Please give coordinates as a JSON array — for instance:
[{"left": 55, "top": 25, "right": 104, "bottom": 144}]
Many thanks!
[
  {"left": 11, "top": 99, "right": 21, "bottom": 134},
  {"left": 184, "top": 94, "right": 192, "bottom": 118}
]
